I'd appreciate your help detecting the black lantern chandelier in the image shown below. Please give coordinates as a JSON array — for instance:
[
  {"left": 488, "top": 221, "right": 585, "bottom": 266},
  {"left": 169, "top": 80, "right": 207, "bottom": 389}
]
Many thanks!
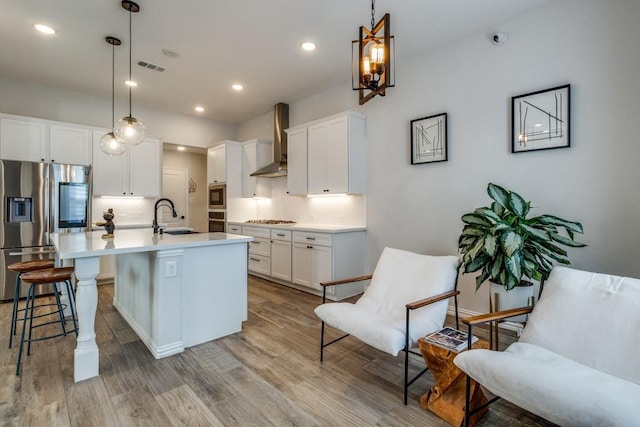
[
  {"left": 352, "top": 0, "right": 395, "bottom": 105},
  {"left": 114, "top": 0, "right": 146, "bottom": 146}
]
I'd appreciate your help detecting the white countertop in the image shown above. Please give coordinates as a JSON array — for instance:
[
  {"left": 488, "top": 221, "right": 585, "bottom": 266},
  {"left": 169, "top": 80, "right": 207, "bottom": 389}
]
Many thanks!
[
  {"left": 51, "top": 229, "right": 253, "bottom": 259},
  {"left": 228, "top": 222, "right": 366, "bottom": 233}
]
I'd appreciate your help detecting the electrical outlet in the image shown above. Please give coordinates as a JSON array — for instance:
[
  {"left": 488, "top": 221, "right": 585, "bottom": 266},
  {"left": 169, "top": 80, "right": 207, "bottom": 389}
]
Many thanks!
[{"left": 166, "top": 261, "right": 177, "bottom": 278}]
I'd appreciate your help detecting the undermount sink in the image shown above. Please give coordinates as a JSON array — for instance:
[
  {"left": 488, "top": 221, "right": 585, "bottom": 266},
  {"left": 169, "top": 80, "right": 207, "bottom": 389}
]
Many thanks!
[{"left": 164, "top": 229, "right": 199, "bottom": 235}]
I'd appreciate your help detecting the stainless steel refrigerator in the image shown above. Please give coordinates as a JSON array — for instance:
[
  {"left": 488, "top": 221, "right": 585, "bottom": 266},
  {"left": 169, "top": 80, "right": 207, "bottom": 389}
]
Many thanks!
[{"left": 0, "top": 160, "right": 91, "bottom": 301}]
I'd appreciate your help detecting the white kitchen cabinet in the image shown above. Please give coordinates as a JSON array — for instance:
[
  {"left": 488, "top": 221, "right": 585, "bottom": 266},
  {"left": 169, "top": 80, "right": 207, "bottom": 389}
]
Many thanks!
[
  {"left": 292, "top": 241, "right": 333, "bottom": 294},
  {"left": 243, "top": 226, "right": 271, "bottom": 276},
  {"left": 0, "top": 115, "right": 92, "bottom": 165},
  {"left": 207, "top": 141, "right": 243, "bottom": 198},
  {"left": 92, "top": 130, "right": 161, "bottom": 197},
  {"left": 291, "top": 229, "right": 366, "bottom": 300},
  {"left": 207, "top": 144, "right": 226, "bottom": 184},
  {"left": 286, "top": 127, "right": 307, "bottom": 196},
  {"left": 270, "top": 229, "right": 292, "bottom": 282},
  {"left": 49, "top": 124, "right": 92, "bottom": 165},
  {"left": 286, "top": 111, "right": 365, "bottom": 196},
  {"left": 0, "top": 116, "right": 47, "bottom": 162},
  {"left": 242, "top": 139, "right": 272, "bottom": 198}
]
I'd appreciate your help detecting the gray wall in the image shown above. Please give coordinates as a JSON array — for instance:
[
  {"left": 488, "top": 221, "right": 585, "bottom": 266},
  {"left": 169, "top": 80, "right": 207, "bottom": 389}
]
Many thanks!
[{"left": 237, "top": 0, "right": 640, "bottom": 313}]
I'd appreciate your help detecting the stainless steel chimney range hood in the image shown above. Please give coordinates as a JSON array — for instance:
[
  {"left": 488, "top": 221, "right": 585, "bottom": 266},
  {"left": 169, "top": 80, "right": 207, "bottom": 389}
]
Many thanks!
[{"left": 250, "top": 103, "right": 289, "bottom": 178}]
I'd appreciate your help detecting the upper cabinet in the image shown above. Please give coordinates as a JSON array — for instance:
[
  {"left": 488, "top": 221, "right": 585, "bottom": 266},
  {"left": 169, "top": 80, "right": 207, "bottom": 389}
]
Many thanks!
[
  {"left": 286, "top": 111, "right": 365, "bottom": 196},
  {"left": 0, "top": 115, "right": 92, "bottom": 165},
  {"left": 92, "top": 130, "right": 161, "bottom": 197},
  {"left": 207, "top": 144, "right": 226, "bottom": 184},
  {"left": 207, "top": 141, "right": 243, "bottom": 197},
  {"left": 286, "top": 127, "right": 307, "bottom": 196},
  {"left": 242, "top": 139, "right": 272, "bottom": 198},
  {"left": 49, "top": 124, "right": 92, "bottom": 165}
]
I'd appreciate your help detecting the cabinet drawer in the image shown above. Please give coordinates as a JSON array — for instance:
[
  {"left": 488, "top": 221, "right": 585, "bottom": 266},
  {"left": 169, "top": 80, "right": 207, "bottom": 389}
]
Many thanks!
[
  {"left": 227, "top": 224, "right": 242, "bottom": 234},
  {"left": 248, "top": 237, "right": 271, "bottom": 257},
  {"left": 293, "top": 231, "right": 332, "bottom": 247},
  {"left": 242, "top": 226, "right": 271, "bottom": 239},
  {"left": 248, "top": 254, "right": 270, "bottom": 276},
  {"left": 271, "top": 229, "right": 292, "bottom": 241}
]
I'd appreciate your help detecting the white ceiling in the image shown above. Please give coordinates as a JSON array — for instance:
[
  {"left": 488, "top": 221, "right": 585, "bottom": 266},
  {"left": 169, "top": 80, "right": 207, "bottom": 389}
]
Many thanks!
[{"left": 0, "top": 0, "right": 550, "bottom": 124}]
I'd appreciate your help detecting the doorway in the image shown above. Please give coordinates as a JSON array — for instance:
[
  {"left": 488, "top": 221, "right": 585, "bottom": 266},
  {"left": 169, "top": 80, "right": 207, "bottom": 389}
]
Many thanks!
[{"left": 162, "top": 168, "right": 188, "bottom": 228}]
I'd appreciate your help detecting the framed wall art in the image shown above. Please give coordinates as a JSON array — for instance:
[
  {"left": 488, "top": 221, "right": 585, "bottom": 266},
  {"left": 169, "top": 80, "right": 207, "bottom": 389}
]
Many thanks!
[
  {"left": 411, "top": 112, "right": 447, "bottom": 164},
  {"left": 512, "top": 84, "right": 570, "bottom": 153}
]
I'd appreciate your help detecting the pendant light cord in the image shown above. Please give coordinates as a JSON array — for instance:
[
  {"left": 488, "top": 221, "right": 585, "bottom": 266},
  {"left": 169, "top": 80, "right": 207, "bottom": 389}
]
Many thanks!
[
  {"left": 128, "top": 7, "right": 132, "bottom": 118},
  {"left": 111, "top": 42, "right": 115, "bottom": 129}
]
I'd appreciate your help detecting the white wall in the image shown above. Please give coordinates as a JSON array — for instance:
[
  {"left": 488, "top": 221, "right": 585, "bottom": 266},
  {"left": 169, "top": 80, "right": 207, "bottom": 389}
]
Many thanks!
[
  {"left": 237, "top": 0, "right": 640, "bottom": 313},
  {"left": 0, "top": 76, "right": 236, "bottom": 148}
]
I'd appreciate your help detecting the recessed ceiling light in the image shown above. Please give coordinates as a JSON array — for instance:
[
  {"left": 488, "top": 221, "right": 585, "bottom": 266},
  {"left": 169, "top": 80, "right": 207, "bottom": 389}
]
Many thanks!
[
  {"left": 34, "top": 24, "right": 56, "bottom": 35},
  {"left": 301, "top": 42, "right": 316, "bottom": 51},
  {"left": 231, "top": 83, "right": 244, "bottom": 91},
  {"left": 177, "top": 146, "right": 186, "bottom": 151},
  {"left": 194, "top": 106, "right": 205, "bottom": 113},
  {"left": 124, "top": 80, "right": 138, "bottom": 87}
]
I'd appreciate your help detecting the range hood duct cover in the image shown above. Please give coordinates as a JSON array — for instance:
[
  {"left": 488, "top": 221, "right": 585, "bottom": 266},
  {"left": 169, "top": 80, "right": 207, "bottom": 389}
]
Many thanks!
[{"left": 250, "top": 103, "right": 289, "bottom": 177}]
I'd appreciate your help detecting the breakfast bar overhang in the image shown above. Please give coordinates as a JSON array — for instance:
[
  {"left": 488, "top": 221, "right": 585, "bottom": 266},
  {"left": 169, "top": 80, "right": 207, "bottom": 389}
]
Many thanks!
[{"left": 50, "top": 229, "right": 253, "bottom": 382}]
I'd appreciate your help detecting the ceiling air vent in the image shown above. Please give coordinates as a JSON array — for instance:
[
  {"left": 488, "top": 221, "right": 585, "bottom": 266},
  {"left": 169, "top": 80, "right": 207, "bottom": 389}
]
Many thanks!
[{"left": 137, "top": 61, "right": 166, "bottom": 72}]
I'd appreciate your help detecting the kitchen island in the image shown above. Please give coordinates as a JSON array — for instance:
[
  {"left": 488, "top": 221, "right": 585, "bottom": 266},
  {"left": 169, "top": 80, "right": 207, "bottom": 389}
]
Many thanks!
[{"left": 50, "top": 229, "right": 252, "bottom": 382}]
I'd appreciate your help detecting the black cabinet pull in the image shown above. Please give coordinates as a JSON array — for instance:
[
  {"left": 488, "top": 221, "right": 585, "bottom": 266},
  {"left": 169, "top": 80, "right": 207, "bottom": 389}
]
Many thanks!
[
  {"left": 305, "top": 237, "right": 315, "bottom": 240},
  {"left": 277, "top": 233, "right": 285, "bottom": 237},
  {"left": 250, "top": 257, "right": 260, "bottom": 262}
]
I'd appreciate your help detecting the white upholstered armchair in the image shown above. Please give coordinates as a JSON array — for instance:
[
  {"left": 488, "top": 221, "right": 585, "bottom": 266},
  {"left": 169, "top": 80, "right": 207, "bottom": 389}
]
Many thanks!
[
  {"left": 314, "top": 247, "right": 461, "bottom": 404},
  {"left": 454, "top": 266, "right": 640, "bottom": 426}
]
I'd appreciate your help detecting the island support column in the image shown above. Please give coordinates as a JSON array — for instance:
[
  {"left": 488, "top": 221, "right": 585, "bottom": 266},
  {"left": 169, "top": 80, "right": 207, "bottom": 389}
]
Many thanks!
[{"left": 73, "top": 256, "right": 101, "bottom": 382}]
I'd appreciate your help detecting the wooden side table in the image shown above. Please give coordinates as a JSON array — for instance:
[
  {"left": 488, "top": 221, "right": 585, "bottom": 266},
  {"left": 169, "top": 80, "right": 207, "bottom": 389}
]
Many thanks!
[{"left": 418, "top": 338, "right": 489, "bottom": 427}]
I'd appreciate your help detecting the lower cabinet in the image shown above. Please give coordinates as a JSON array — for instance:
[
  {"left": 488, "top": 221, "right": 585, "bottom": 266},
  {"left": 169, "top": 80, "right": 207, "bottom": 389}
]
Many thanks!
[
  {"left": 270, "top": 229, "right": 292, "bottom": 282},
  {"left": 292, "top": 241, "right": 333, "bottom": 294},
  {"left": 230, "top": 223, "right": 366, "bottom": 301}
]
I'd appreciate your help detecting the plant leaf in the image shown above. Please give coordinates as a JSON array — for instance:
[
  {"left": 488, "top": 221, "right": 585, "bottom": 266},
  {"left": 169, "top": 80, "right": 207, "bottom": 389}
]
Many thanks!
[
  {"left": 491, "top": 201, "right": 505, "bottom": 217},
  {"left": 464, "top": 254, "right": 490, "bottom": 273},
  {"left": 458, "top": 235, "right": 478, "bottom": 249},
  {"left": 483, "top": 234, "right": 498, "bottom": 257},
  {"left": 520, "top": 224, "right": 550, "bottom": 241},
  {"left": 475, "top": 269, "right": 491, "bottom": 290},
  {"left": 487, "top": 183, "right": 509, "bottom": 208},
  {"left": 504, "top": 252, "right": 522, "bottom": 280},
  {"left": 460, "top": 226, "right": 485, "bottom": 237},
  {"left": 501, "top": 231, "right": 523, "bottom": 257},
  {"left": 505, "top": 274, "right": 518, "bottom": 290},
  {"left": 535, "top": 215, "right": 584, "bottom": 234},
  {"left": 461, "top": 213, "right": 493, "bottom": 227},
  {"left": 474, "top": 207, "right": 502, "bottom": 222},
  {"left": 507, "top": 191, "right": 528, "bottom": 218},
  {"left": 549, "top": 232, "right": 587, "bottom": 248},
  {"left": 491, "top": 254, "right": 504, "bottom": 279}
]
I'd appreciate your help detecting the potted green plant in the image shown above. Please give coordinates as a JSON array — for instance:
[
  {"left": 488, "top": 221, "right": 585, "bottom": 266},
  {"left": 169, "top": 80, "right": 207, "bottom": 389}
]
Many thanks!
[{"left": 458, "top": 183, "right": 586, "bottom": 307}]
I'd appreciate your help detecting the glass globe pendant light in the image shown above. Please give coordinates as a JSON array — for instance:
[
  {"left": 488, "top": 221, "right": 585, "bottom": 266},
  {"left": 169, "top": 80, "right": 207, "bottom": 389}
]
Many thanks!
[
  {"left": 114, "top": 0, "right": 146, "bottom": 146},
  {"left": 100, "top": 36, "right": 127, "bottom": 156}
]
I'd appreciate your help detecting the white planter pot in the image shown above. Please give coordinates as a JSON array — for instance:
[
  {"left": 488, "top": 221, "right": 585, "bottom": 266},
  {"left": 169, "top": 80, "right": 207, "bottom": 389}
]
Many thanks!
[{"left": 489, "top": 282, "right": 534, "bottom": 323}]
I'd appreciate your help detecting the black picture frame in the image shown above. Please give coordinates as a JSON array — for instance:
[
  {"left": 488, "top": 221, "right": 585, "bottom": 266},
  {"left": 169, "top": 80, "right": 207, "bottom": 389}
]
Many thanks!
[
  {"left": 512, "top": 84, "right": 570, "bottom": 153},
  {"left": 410, "top": 112, "right": 448, "bottom": 164}
]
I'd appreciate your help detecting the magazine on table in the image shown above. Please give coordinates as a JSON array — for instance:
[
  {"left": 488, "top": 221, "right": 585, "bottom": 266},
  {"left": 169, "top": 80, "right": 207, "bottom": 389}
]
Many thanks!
[{"left": 423, "top": 326, "right": 478, "bottom": 352}]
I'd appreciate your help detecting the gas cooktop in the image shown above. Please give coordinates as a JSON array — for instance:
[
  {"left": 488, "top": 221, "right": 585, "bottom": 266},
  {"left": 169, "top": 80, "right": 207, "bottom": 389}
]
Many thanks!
[{"left": 245, "top": 219, "right": 296, "bottom": 225}]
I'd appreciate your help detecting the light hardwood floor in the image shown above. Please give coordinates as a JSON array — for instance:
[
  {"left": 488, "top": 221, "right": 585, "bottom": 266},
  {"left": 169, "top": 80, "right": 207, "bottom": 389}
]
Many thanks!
[{"left": 0, "top": 275, "right": 556, "bottom": 426}]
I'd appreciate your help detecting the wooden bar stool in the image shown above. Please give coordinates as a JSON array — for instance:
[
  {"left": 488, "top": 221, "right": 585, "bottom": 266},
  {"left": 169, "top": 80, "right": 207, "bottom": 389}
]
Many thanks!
[
  {"left": 16, "top": 267, "right": 77, "bottom": 376},
  {"left": 7, "top": 259, "right": 55, "bottom": 349}
]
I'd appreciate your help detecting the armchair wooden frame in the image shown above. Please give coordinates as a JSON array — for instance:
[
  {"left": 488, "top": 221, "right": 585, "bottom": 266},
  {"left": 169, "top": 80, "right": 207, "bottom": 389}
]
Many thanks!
[
  {"left": 461, "top": 305, "right": 534, "bottom": 427},
  {"left": 319, "top": 273, "right": 461, "bottom": 405}
]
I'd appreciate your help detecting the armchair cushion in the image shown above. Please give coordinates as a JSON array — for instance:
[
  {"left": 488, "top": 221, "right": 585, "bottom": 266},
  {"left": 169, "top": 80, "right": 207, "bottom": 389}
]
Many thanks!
[
  {"left": 454, "top": 342, "right": 640, "bottom": 427},
  {"left": 315, "top": 247, "right": 460, "bottom": 356}
]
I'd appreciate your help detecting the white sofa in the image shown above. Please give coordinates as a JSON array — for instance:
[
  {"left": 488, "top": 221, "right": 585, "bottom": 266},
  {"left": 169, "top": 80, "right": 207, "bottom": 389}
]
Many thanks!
[{"left": 454, "top": 266, "right": 640, "bottom": 426}]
